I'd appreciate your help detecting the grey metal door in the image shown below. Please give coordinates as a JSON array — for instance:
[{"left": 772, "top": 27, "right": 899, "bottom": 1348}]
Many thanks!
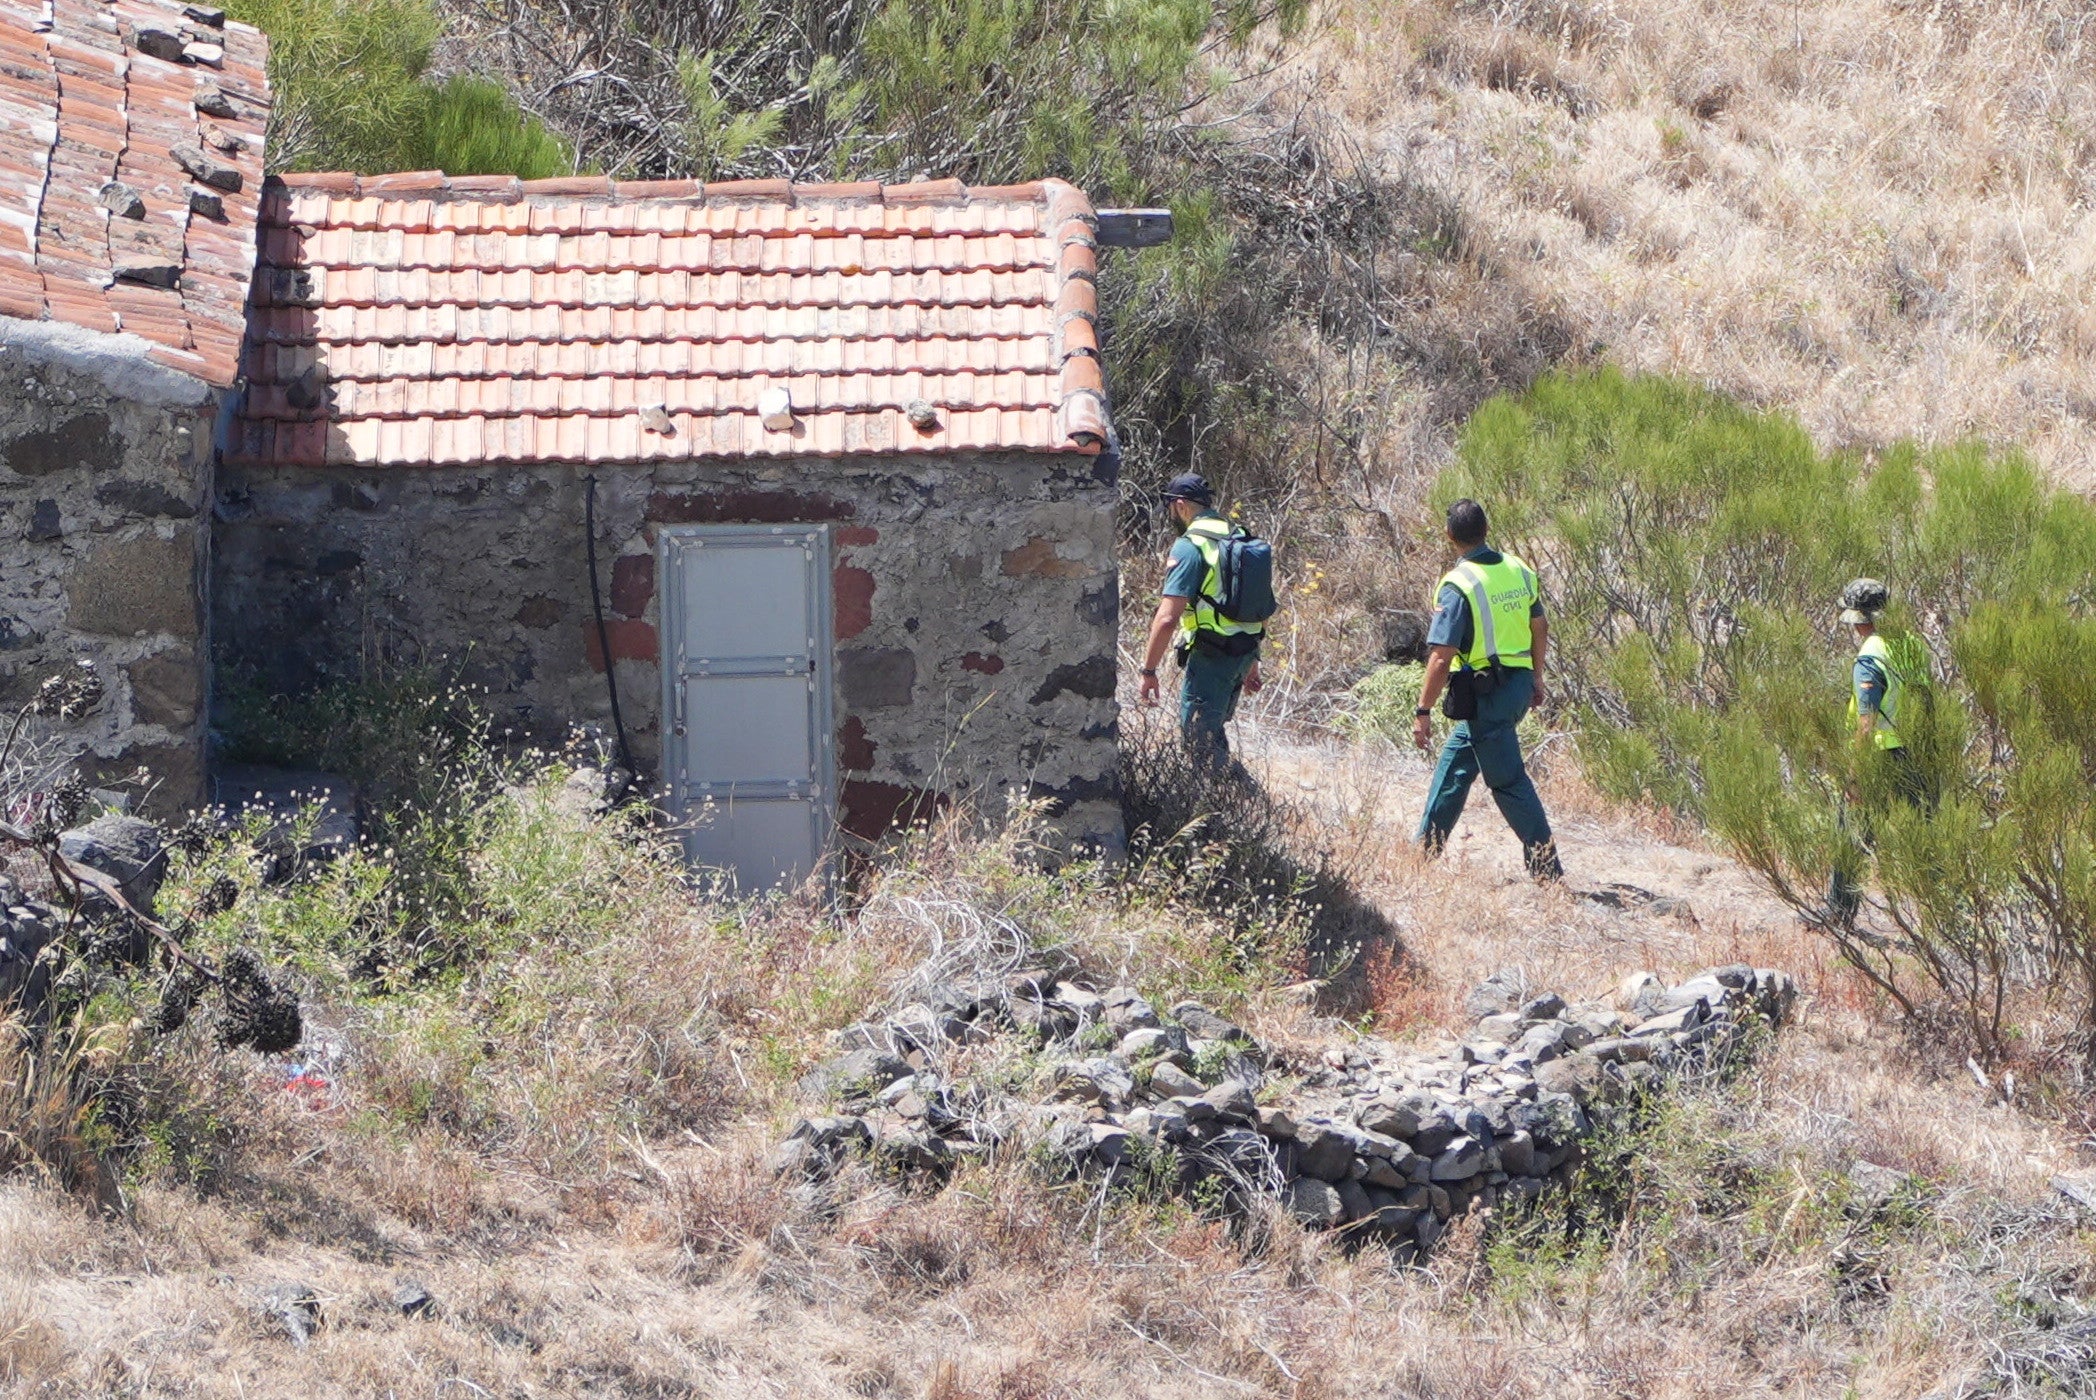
[{"left": 659, "top": 524, "right": 835, "bottom": 891}]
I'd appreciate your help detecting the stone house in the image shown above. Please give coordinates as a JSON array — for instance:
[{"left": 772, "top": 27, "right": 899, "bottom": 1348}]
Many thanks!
[
  {"left": 217, "top": 172, "right": 1122, "bottom": 884},
  {"left": 0, "top": 0, "right": 269, "bottom": 811},
  {"left": 0, "top": 0, "right": 1124, "bottom": 886}
]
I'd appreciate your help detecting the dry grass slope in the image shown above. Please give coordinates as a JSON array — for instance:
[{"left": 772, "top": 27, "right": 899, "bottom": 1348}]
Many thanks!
[{"left": 1298, "top": 0, "right": 2096, "bottom": 488}]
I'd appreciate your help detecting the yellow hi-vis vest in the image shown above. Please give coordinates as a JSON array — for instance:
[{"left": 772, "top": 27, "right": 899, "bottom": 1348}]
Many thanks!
[
  {"left": 1436, "top": 553, "right": 1540, "bottom": 671},
  {"left": 1179, "top": 516, "right": 1264, "bottom": 639},
  {"left": 1848, "top": 632, "right": 1927, "bottom": 751}
]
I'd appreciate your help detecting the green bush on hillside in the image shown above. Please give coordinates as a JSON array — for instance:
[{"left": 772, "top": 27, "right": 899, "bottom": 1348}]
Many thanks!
[
  {"left": 229, "top": 0, "right": 572, "bottom": 176},
  {"left": 1439, "top": 368, "right": 2096, "bottom": 1063}
]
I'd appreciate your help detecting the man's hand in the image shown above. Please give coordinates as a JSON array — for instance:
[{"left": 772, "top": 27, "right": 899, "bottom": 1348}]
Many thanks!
[
  {"left": 1139, "top": 671, "right": 1161, "bottom": 707},
  {"left": 1532, "top": 674, "right": 1549, "bottom": 708},
  {"left": 1412, "top": 711, "right": 1434, "bottom": 751},
  {"left": 1244, "top": 661, "right": 1263, "bottom": 695}
]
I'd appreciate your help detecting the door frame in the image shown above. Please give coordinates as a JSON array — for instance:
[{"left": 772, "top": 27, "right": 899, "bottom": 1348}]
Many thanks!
[{"left": 656, "top": 521, "right": 837, "bottom": 888}]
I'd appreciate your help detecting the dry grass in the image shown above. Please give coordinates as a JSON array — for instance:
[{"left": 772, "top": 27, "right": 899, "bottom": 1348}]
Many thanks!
[
  {"left": 1, "top": 731, "right": 2085, "bottom": 1397},
  {"left": 1297, "top": 0, "right": 2096, "bottom": 489}
]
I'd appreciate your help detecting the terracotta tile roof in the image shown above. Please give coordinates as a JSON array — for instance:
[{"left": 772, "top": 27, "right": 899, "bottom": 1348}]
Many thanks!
[
  {"left": 0, "top": 0, "right": 269, "bottom": 385},
  {"left": 231, "top": 175, "right": 1111, "bottom": 466}
]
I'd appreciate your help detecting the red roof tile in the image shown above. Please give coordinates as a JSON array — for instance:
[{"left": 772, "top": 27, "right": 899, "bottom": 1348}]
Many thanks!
[
  {"left": 0, "top": 0, "right": 268, "bottom": 385},
  {"left": 232, "top": 177, "right": 1110, "bottom": 466}
]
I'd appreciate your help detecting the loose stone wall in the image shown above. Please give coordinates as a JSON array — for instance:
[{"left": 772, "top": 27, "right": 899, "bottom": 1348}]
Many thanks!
[
  {"left": 212, "top": 451, "right": 1122, "bottom": 849},
  {"left": 0, "top": 322, "right": 220, "bottom": 813},
  {"left": 777, "top": 964, "right": 1797, "bottom": 1258}
]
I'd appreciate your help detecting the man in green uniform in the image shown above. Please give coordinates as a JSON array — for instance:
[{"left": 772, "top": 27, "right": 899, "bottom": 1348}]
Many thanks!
[
  {"left": 1411, "top": 499, "right": 1562, "bottom": 881},
  {"left": 1137, "top": 474, "right": 1263, "bottom": 768},
  {"left": 1827, "top": 577, "right": 1930, "bottom": 926}
]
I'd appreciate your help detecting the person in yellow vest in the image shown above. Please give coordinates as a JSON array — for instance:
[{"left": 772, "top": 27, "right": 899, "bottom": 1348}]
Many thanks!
[
  {"left": 1410, "top": 499, "right": 1562, "bottom": 881},
  {"left": 1138, "top": 473, "right": 1262, "bottom": 768},
  {"left": 1827, "top": 577, "right": 1930, "bottom": 925}
]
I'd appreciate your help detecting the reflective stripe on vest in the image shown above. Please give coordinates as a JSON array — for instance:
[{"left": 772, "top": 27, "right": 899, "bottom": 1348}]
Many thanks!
[
  {"left": 1179, "top": 517, "right": 1264, "bottom": 639},
  {"left": 1849, "top": 632, "right": 1926, "bottom": 750},
  {"left": 1435, "top": 553, "right": 1539, "bottom": 670}
]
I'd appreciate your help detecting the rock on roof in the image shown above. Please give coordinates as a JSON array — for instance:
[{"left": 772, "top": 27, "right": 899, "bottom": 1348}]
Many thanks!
[
  {"left": 0, "top": 0, "right": 270, "bottom": 386},
  {"left": 232, "top": 175, "right": 1112, "bottom": 467}
]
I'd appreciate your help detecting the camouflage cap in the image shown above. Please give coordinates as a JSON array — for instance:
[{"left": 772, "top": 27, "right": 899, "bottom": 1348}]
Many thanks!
[{"left": 1838, "top": 577, "right": 1889, "bottom": 624}]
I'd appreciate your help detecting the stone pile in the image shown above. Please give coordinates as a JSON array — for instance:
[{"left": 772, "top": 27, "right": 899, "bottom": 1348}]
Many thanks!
[{"left": 776, "top": 963, "right": 1796, "bottom": 1259}]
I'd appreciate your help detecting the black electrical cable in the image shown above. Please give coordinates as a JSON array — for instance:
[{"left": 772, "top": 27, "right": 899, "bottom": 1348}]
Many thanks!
[{"left": 584, "top": 474, "right": 638, "bottom": 798}]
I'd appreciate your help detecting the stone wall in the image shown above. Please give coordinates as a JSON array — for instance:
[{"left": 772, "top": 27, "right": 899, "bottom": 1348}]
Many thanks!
[
  {"left": 0, "top": 322, "right": 219, "bottom": 813},
  {"left": 213, "top": 451, "right": 1122, "bottom": 850}
]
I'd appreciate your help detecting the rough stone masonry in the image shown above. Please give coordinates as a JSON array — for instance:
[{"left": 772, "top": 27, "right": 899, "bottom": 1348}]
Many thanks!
[
  {"left": 213, "top": 449, "right": 1122, "bottom": 850},
  {"left": 778, "top": 963, "right": 1798, "bottom": 1260},
  {"left": 0, "top": 322, "right": 223, "bottom": 812}
]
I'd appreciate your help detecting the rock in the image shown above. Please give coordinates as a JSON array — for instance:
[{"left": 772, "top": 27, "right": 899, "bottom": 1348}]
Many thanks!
[
  {"left": 799, "top": 1049, "right": 910, "bottom": 1103},
  {"left": 392, "top": 1278, "right": 434, "bottom": 1318},
  {"left": 1335, "top": 1177, "right": 1375, "bottom": 1226},
  {"left": 1361, "top": 1156, "right": 1408, "bottom": 1190},
  {"left": 1171, "top": 1001, "right": 1250, "bottom": 1044},
  {"left": 1415, "top": 1212, "right": 1446, "bottom": 1251},
  {"left": 1473, "top": 1013, "right": 1524, "bottom": 1044},
  {"left": 171, "top": 142, "right": 242, "bottom": 191},
  {"left": 1201, "top": 1080, "right": 1257, "bottom": 1122},
  {"left": 1293, "top": 1123, "right": 1355, "bottom": 1183},
  {"left": 1102, "top": 986, "right": 1159, "bottom": 1033},
  {"left": 193, "top": 80, "right": 242, "bottom": 117},
  {"left": 1753, "top": 969, "right": 1798, "bottom": 1022},
  {"left": 97, "top": 180, "right": 146, "bottom": 218},
  {"left": 184, "top": 3, "right": 226, "bottom": 22},
  {"left": 183, "top": 40, "right": 224, "bottom": 65},
  {"left": 1517, "top": 992, "right": 1567, "bottom": 1022},
  {"left": 2053, "top": 1171, "right": 2096, "bottom": 1216},
  {"left": 1518, "top": 1022, "right": 1571, "bottom": 1064},
  {"left": 1846, "top": 1160, "right": 1909, "bottom": 1219},
  {"left": 1584, "top": 1036, "right": 1653, "bottom": 1064},
  {"left": 1430, "top": 1136, "right": 1486, "bottom": 1181},
  {"left": 1464, "top": 969, "right": 1527, "bottom": 1020},
  {"left": 1379, "top": 609, "right": 1429, "bottom": 662},
  {"left": 1053, "top": 1057, "right": 1135, "bottom": 1107},
  {"left": 134, "top": 25, "right": 188, "bottom": 60},
  {"left": 59, "top": 814, "right": 168, "bottom": 913},
  {"left": 1699, "top": 963, "right": 1757, "bottom": 990},
  {"left": 1631, "top": 1004, "right": 1706, "bottom": 1036},
  {"left": 1149, "top": 1061, "right": 1205, "bottom": 1098},
  {"left": 1534, "top": 1052, "right": 1608, "bottom": 1102},
  {"left": 1118, "top": 1026, "right": 1186, "bottom": 1060},
  {"left": 1007, "top": 996, "right": 1079, "bottom": 1044},
  {"left": 774, "top": 1115, "right": 872, "bottom": 1179},
  {"left": 1285, "top": 1177, "right": 1345, "bottom": 1228},
  {"left": 257, "top": 1282, "right": 321, "bottom": 1346},
  {"left": 1355, "top": 1097, "right": 1420, "bottom": 1139},
  {"left": 1496, "top": 1129, "right": 1536, "bottom": 1176},
  {"left": 1410, "top": 1109, "right": 1459, "bottom": 1157},
  {"left": 877, "top": 1127, "right": 952, "bottom": 1175},
  {"left": 1255, "top": 1106, "right": 1296, "bottom": 1139},
  {"left": 1053, "top": 982, "right": 1103, "bottom": 1018}
]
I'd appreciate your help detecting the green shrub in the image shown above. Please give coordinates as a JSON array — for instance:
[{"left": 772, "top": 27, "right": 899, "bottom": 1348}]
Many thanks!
[
  {"left": 1440, "top": 369, "right": 2096, "bottom": 1062},
  {"left": 229, "top": 0, "right": 572, "bottom": 176},
  {"left": 1342, "top": 661, "right": 1544, "bottom": 751}
]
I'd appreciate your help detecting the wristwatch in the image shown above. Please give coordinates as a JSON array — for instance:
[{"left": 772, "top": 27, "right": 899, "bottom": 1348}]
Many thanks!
[
  {"left": 1141, "top": 668, "right": 1159, "bottom": 678},
  {"left": 1414, "top": 707, "right": 1431, "bottom": 717}
]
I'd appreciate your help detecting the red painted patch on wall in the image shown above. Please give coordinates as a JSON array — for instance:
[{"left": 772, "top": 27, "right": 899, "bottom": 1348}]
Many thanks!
[
  {"left": 609, "top": 553, "right": 654, "bottom": 618},
  {"left": 834, "top": 565, "right": 875, "bottom": 639},
  {"left": 960, "top": 652, "right": 1005, "bottom": 674},
  {"left": 583, "top": 619, "right": 658, "bottom": 671},
  {"left": 835, "top": 525, "right": 880, "bottom": 547},
  {"left": 841, "top": 779, "right": 947, "bottom": 842},
  {"left": 838, "top": 715, "right": 876, "bottom": 770}
]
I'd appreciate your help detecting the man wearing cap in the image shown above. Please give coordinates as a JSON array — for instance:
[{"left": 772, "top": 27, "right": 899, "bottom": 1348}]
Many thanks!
[
  {"left": 1138, "top": 473, "right": 1263, "bottom": 767},
  {"left": 1828, "top": 577, "right": 1931, "bottom": 924},
  {"left": 1410, "top": 498, "right": 1562, "bottom": 881}
]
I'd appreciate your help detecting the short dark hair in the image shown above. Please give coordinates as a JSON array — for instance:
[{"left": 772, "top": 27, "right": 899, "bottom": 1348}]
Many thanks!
[{"left": 1446, "top": 498, "right": 1488, "bottom": 546}]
